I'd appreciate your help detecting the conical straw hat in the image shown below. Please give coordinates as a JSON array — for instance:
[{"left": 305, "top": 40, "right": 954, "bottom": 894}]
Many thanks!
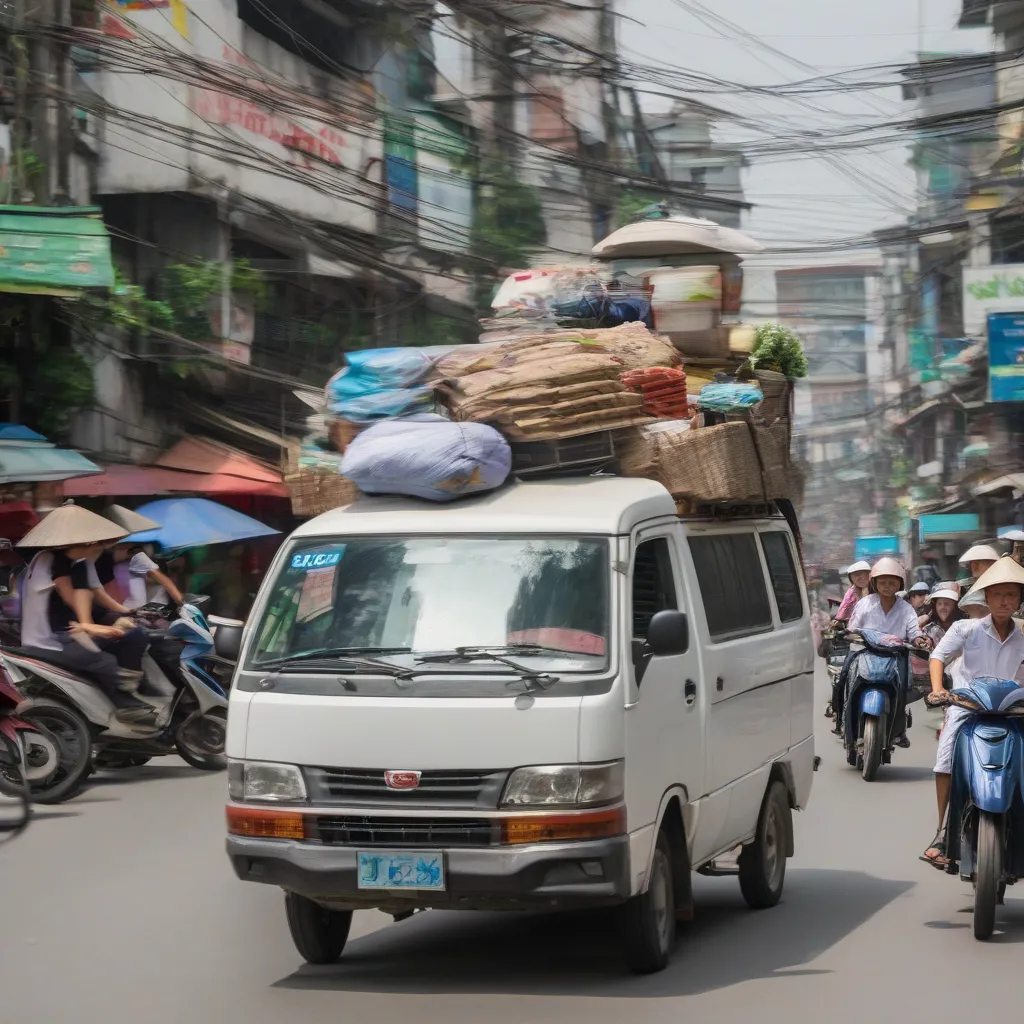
[
  {"left": 17, "top": 501, "right": 129, "bottom": 549},
  {"left": 969, "top": 555, "right": 1024, "bottom": 595},
  {"left": 104, "top": 504, "right": 159, "bottom": 534}
]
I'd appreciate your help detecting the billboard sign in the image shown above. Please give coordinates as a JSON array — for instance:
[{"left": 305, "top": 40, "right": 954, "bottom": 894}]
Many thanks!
[
  {"left": 964, "top": 264, "right": 1024, "bottom": 336},
  {"left": 987, "top": 312, "right": 1024, "bottom": 403}
]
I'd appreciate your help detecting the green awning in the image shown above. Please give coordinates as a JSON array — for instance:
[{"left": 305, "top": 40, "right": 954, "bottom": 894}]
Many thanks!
[
  {"left": 0, "top": 441, "right": 101, "bottom": 484},
  {"left": 0, "top": 205, "right": 115, "bottom": 296}
]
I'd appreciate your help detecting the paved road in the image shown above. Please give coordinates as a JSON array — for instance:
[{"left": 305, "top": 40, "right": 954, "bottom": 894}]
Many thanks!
[{"left": 3, "top": 668, "right": 1022, "bottom": 1022}]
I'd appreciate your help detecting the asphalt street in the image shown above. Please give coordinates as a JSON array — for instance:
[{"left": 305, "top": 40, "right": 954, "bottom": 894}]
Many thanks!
[{"left": 3, "top": 665, "right": 1021, "bottom": 1023}]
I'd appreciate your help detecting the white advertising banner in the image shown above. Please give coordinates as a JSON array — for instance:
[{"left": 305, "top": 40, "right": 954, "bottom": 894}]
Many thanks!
[{"left": 963, "top": 263, "right": 1024, "bottom": 337}]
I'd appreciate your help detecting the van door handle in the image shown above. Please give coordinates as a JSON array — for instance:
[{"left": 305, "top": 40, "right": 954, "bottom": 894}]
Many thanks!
[
  {"left": 716, "top": 676, "right": 724, "bottom": 692},
  {"left": 684, "top": 679, "right": 697, "bottom": 706}
]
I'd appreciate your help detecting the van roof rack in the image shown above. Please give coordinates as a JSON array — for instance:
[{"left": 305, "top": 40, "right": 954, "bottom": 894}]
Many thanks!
[{"left": 675, "top": 499, "right": 782, "bottom": 520}]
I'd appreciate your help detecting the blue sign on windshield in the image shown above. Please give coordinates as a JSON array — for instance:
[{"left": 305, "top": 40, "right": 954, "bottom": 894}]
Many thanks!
[{"left": 291, "top": 551, "right": 343, "bottom": 570}]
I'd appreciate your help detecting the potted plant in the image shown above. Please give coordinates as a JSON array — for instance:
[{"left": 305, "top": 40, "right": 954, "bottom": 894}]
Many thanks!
[{"left": 750, "top": 322, "right": 808, "bottom": 379}]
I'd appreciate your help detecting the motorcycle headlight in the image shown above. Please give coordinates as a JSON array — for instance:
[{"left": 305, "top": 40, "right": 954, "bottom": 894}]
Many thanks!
[
  {"left": 500, "top": 762, "right": 624, "bottom": 808},
  {"left": 228, "top": 760, "right": 307, "bottom": 803}
]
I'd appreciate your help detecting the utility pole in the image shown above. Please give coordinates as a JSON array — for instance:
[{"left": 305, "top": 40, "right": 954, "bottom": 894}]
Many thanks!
[
  {"left": 55, "top": 0, "right": 72, "bottom": 202},
  {"left": 11, "top": 0, "right": 29, "bottom": 202},
  {"left": 31, "top": 0, "right": 53, "bottom": 204}
]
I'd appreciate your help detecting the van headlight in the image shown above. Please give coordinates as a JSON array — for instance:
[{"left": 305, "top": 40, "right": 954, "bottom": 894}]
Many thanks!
[
  {"left": 228, "top": 760, "right": 307, "bottom": 803},
  {"left": 500, "top": 762, "right": 624, "bottom": 808}
]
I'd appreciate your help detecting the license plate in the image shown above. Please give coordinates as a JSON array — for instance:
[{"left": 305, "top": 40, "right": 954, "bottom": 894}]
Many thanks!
[{"left": 357, "top": 850, "right": 445, "bottom": 890}]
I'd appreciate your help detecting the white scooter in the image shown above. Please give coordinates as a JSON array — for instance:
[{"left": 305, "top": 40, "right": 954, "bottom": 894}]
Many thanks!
[{"left": 0, "top": 601, "right": 234, "bottom": 781}]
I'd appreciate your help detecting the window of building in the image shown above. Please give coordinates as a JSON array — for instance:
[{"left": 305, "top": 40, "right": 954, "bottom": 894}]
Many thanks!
[{"left": 688, "top": 534, "right": 772, "bottom": 640}]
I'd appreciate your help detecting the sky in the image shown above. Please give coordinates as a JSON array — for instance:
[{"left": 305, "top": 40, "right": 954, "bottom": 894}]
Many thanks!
[{"left": 617, "top": 0, "right": 993, "bottom": 264}]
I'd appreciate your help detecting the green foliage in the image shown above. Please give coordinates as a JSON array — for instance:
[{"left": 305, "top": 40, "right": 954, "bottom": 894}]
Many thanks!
[
  {"left": 161, "top": 258, "right": 267, "bottom": 340},
  {"left": 471, "top": 165, "right": 547, "bottom": 272},
  {"left": 750, "top": 322, "right": 808, "bottom": 379},
  {"left": 616, "top": 190, "right": 664, "bottom": 226},
  {"left": 73, "top": 271, "right": 175, "bottom": 334},
  {"left": 31, "top": 347, "right": 95, "bottom": 435},
  {"left": 72, "top": 260, "right": 267, "bottom": 344}
]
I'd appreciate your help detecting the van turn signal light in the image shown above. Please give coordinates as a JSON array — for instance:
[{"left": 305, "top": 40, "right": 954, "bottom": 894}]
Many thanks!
[
  {"left": 226, "top": 805, "right": 306, "bottom": 841},
  {"left": 500, "top": 806, "right": 626, "bottom": 845}
]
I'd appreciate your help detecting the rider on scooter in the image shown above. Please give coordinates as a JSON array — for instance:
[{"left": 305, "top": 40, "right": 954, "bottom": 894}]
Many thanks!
[
  {"left": 16, "top": 505, "right": 154, "bottom": 723},
  {"left": 922, "top": 556, "right": 1024, "bottom": 868},
  {"left": 834, "top": 561, "right": 871, "bottom": 624},
  {"left": 842, "top": 558, "right": 930, "bottom": 746}
]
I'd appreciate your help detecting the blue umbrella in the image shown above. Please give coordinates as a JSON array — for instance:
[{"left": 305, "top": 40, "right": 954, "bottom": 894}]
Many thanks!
[{"left": 126, "top": 498, "right": 279, "bottom": 551}]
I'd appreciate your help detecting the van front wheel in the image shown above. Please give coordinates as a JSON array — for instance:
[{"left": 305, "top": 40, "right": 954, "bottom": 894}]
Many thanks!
[
  {"left": 620, "top": 829, "right": 676, "bottom": 974},
  {"left": 738, "top": 780, "right": 790, "bottom": 909},
  {"left": 285, "top": 892, "right": 353, "bottom": 964}
]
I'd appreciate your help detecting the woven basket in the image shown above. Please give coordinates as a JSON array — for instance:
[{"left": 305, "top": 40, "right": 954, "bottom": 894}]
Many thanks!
[
  {"left": 621, "top": 420, "right": 764, "bottom": 503},
  {"left": 285, "top": 471, "right": 359, "bottom": 517},
  {"left": 751, "top": 423, "right": 792, "bottom": 499},
  {"left": 327, "top": 417, "right": 364, "bottom": 453},
  {"left": 754, "top": 369, "right": 791, "bottom": 427}
]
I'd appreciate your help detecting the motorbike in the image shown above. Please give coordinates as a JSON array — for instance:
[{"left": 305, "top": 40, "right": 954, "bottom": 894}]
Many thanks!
[
  {"left": 824, "top": 631, "right": 850, "bottom": 730},
  {"left": 0, "top": 660, "right": 92, "bottom": 804},
  {"left": 937, "top": 678, "right": 1024, "bottom": 940},
  {"left": 839, "top": 629, "right": 919, "bottom": 781},
  {"left": 0, "top": 599, "right": 231, "bottom": 782}
]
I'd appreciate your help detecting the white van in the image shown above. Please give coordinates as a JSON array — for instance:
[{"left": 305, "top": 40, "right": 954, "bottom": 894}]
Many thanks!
[{"left": 223, "top": 477, "right": 814, "bottom": 973}]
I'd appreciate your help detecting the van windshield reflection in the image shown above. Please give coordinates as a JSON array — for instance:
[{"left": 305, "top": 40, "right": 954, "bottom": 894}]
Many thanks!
[{"left": 251, "top": 536, "right": 610, "bottom": 672}]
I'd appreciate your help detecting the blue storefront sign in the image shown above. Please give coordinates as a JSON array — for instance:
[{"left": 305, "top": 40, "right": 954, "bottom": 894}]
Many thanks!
[
  {"left": 854, "top": 535, "right": 901, "bottom": 559},
  {"left": 987, "top": 312, "right": 1024, "bottom": 402},
  {"left": 919, "top": 513, "right": 981, "bottom": 541}
]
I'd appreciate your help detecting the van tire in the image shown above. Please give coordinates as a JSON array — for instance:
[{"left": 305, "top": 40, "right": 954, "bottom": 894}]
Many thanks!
[
  {"left": 285, "top": 892, "right": 353, "bottom": 964},
  {"left": 620, "top": 829, "right": 676, "bottom": 974},
  {"left": 739, "top": 781, "right": 789, "bottom": 910}
]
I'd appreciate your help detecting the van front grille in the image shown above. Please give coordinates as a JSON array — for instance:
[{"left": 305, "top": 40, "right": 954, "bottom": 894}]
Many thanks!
[
  {"left": 303, "top": 767, "right": 508, "bottom": 808},
  {"left": 312, "top": 815, "right": 496, "bottom": 848}
]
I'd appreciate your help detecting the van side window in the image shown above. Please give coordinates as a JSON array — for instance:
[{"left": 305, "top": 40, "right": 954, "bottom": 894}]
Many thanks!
[
  {"left": 760, "top": 532, "right": 803, "bottom": 623},
  {"left": 688, "top": 534, "right": 772, "bottom": 640},
  {"left": 632, "top": 538, "right": 678, "bottom": 639}
]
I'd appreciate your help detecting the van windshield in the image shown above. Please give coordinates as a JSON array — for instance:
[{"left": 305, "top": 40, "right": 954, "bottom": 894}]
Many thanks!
[{"left": 249, "top": 536, "right": 610, "bottom": 671}]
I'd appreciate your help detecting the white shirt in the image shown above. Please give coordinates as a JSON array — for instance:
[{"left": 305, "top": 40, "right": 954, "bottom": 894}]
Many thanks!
[
  {"left": 847, "top": 594, "right": 923, "bottom": 641},
  {"left": 20, "top": 551, "right": 60, "bottom": 651},
  {"left": 114, "top": 552, "right": 162, "bottom": 609},
  {"left": 930, "top": 616, "right": 1024, "bottom": 687}
]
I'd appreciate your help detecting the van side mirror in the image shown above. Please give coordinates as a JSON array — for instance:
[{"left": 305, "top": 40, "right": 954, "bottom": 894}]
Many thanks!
[
  {"left": 210, "top": 617, "right": 245, "bottom": 662},
  {"left": 647, "top": 610, "right": 689, "bottom": 656}
]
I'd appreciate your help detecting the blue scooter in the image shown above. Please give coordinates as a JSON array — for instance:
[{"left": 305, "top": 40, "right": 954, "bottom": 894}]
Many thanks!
[
  {"left": 938, "top": 678, "right": 1024, "bottom": 940},
  {"left": 840, "top": 630, "right": 917, "bottom": 781}
]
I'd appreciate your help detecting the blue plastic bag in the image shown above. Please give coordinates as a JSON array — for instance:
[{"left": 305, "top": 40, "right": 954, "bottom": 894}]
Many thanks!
[
  {"left": 327, "top": 348, "right": 434, "bottom": 398},
  {"left": 327, "top": 386, "right": 435, "bottom": 423},
  {"left": 340, "top": 415, "right": 511, "bottom": 502}
]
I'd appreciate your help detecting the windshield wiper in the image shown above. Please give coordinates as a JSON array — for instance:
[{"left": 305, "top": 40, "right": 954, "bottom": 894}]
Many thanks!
[
  {"left": 413, "top": 648, "right": 560, "bottom": 690},
  {"left": 257, "top": 647, "right": 415, "bottom": 677}
]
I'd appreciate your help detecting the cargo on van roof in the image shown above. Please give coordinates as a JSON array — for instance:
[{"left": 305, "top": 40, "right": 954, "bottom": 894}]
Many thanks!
[{"left": 291, "top": 477, "right": 785, "bottom": 540}]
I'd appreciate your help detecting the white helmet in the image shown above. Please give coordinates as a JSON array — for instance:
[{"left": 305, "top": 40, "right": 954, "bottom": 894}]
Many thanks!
[
  {"left": 959, "top": 544, "right": 1000, "bottom": 566},
  {"left": 870, "top": 557, "right": 906, "bottom": 589},
  {"left": 847, "top": 560, "right": 870, "bottom": 579}
]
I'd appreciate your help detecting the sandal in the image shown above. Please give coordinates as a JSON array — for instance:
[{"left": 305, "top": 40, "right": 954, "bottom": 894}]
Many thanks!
[{"left": 920, "top": 829, "right": 949, "bottom": 869}]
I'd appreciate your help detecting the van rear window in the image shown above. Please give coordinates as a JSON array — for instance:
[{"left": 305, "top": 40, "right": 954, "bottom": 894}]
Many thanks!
[
  {"left": 760, "top": 532, "right": 803, "bottom": 623},
  {"left": 688, "top": 533, "right": 772, "bottom": 640}
]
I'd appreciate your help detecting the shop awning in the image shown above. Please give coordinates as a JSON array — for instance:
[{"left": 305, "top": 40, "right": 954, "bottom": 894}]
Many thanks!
[
  {"left": 0, "top": 206, "right": 115, "bottom": 296},
  {"left": 0, "top": 431, "right": 101, "bottom": 484},
  {"left": 62, "top": 463, "right": 288, "bottom": 498},
  {"left": 153, "top": 436, "right": 283, "bottom": 486},
  {"left": 973, "top": 473, "right": 1024, "bottom": 497},
  {"left": 892, "top": 398, "right": 941, "bottom": 428}
]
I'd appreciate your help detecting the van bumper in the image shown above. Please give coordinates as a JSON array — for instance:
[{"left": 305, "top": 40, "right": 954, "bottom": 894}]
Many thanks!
[{"left": 226, "top": 835, "right": 631, "bottom": 911}]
